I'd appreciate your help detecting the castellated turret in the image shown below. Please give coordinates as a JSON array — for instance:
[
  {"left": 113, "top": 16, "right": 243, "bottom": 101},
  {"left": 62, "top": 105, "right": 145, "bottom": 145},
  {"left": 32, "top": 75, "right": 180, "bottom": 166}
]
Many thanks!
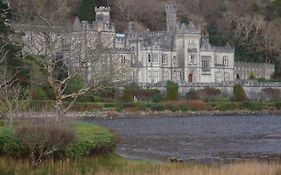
[
  {"left": 166, "top": 3, "right": 177, "bottom": 34},
  {"left": 95, "top": 6, "right": 114, "bottom": 32}
]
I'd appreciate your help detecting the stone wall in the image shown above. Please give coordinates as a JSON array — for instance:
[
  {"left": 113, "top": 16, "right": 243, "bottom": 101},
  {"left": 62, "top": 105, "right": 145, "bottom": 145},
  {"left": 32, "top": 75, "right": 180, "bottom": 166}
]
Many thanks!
[{"left": 140, "top": 80, "right": 281, "bottom": 100}]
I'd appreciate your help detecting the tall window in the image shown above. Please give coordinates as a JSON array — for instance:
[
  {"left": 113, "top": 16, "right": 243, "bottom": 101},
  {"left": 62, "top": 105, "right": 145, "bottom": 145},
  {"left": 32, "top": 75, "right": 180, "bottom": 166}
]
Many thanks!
[
  {"left": 202, "top": 56, "right": 210, "bottom": 72},
  {"left": 164, "top": 71, "right": 169, "bottom": 79},
  {"left": 121, "top": 56, "right": 126, "bottom": 64},
  {"left": 162, "top": 54, "right": 168, "bottom": 65},
  {"left": 190, "top": 54, "right": 196, "bottom": 64},
  {"left": 224, "top": 72, "right": 230, "bottom": 81},
  {"left": 152, "top": 71, "right": 159, "bottom": 83},
  {"left": 148, "top": 54, "right": 151, "bottom": 62},
  {"left": 173, "top": 56, "right": 176, "bottom": 64},
  {"left": 215, "top": 72, "right": 222, "bottom": 82},
  {"left": 223, "top": 56, "right": 229, "bottom": 66},
  {"left": 152, "top": 53, "right": 159, "bottom": 63}
]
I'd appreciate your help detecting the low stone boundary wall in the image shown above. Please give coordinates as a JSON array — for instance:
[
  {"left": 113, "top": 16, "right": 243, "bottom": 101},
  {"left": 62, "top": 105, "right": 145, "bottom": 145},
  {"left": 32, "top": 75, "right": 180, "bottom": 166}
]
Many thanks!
[{"left": 139, "top": 80, "right": 281, "bottom": 100}]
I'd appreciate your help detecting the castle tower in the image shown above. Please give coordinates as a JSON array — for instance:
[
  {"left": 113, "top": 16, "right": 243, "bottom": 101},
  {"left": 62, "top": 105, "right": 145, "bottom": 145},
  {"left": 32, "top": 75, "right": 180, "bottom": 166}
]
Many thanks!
[
  {"left": 166, "top": 3, "right": 177, "bottom": 34},
  {"left": 95, "top": 6, "right": 112, "bottom": 32}
]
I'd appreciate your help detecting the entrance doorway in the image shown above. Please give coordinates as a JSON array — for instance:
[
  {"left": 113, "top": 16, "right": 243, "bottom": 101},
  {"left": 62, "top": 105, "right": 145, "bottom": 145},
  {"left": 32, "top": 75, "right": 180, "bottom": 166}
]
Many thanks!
[
  {"left": 188, "top": 74, "right": 193, "bottom": 83},
  {"left": 236, "top": 74, "right": 240, "bottom": 80}
]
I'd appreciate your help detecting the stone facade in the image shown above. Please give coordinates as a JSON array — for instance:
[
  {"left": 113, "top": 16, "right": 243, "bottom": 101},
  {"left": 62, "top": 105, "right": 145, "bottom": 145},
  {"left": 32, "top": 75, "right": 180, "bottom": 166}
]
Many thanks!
[
  {"left": 234, "top": 62, "right": 275, "bottom": 80},
  {"left": 67, "top": 3, "right": 236, "bottom": 84},
  {"left": 18, "top": 3, "right": 275, "bottom": 85}
]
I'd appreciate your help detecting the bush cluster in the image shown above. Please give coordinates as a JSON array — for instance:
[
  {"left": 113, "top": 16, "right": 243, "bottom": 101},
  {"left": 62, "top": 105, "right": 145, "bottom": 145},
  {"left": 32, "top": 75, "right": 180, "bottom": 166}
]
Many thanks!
[
  {"left": 260, "top": 88, "right": 281, "bottom": 101},
  {"left": 122, "top": 84, "right": 163, "bottom": 102},
  {"left": 65, "top": 122, "right": 116, "bottom": 157},
  {"left": 0, "top": 121, "right": 116, "bottom": 161},
  {"left": 186, "top": 88, "right": 222, "bottom": 101}
]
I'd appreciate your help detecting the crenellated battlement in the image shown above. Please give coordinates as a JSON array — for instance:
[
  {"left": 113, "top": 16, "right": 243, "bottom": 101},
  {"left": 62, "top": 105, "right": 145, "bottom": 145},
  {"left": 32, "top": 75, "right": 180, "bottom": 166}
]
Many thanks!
[
  {"left": 165, "top": 3, "right": 177, "bottom": 12},
  {"left": 95, "top": 6, "right": 111, "bottom": 12}
]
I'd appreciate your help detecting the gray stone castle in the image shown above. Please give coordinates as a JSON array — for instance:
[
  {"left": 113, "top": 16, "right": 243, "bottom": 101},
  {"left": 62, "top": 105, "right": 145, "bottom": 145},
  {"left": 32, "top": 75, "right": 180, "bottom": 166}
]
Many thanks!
[{"left": 21, "top": 3, "right": 275, "bottom": 85}]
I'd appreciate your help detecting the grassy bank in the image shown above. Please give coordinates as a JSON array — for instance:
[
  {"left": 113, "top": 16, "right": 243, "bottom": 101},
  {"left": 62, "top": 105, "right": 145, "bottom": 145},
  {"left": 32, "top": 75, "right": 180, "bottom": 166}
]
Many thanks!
[{"left": 0, "top": 154, "right": 280, "bottom": 175}]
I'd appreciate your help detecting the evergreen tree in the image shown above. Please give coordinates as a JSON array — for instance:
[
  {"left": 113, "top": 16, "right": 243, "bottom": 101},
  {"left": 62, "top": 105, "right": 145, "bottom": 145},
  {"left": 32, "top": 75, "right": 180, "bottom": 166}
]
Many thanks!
[
  {"left": 0, "top": 1, "right": 11, "bottom": 37},
  {"left": 166, "top": 81, "right": 179, "bottom": 101},
  {"left": 79, "top": 0, "right": 96, "bottom": 22},
  {"left": 78, "top": 0, "right": 109, "bottom": 22},
  {"left": 267, "top": 0, "right": 281, "bottom": 19},
  {"left": 122, "top": 86, "right": 133, "bottom": 102},
  {"left": 249, "top": 72, "right": 256, "bottom": 80},
  {"left": 0, "top": 0, "right": 22, "bottom": 78},
  {"left": 233, "top": 84, "right": 247, "bottom": 102}
]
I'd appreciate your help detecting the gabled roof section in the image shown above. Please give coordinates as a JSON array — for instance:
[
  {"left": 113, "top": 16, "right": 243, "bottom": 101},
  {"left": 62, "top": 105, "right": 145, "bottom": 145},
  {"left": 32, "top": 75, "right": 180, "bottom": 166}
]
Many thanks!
[{"left": 178, "top": 22, "right": 201, "bottom": 34}]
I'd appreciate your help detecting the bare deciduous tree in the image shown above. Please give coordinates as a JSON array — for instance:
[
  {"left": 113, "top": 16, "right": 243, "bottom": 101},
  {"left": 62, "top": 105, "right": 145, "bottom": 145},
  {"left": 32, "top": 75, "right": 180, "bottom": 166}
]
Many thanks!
[
  {"left": 15, "top": 0, "right": 131, "bottom": 118},
  {"left": 0, "top": 42, "right": 29, "bottom": 127}
]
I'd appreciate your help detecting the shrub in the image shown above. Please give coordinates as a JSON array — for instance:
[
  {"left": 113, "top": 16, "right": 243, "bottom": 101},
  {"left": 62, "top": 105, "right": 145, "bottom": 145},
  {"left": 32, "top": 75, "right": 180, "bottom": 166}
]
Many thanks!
[
  {"left": 217, "top": 102, "right": 239, "bottom": 111},
  {"left": 16, "top": 119, "right": 75, "bottom": 166},
  {"left": 186, "top": 88, "right": 222, "bottom": 101},
  {"left": 28, "top": 100, "right": 56, "bottom": 112},
  {"left": 30, "top": 85, "right": 48, "bottom": 100},
  {"left": 166, "top": 81, "right": 179, "bottom": 101},
  {"left": 103, "top": 103, "right": 116, "bottom": 109},
  {"left": 188, "top": 100, "right": 208, "bottom": 111},
  {"left": 233, "top": 84, "right": 247, "bottom": 102},
  {"left": 64, "top": 76, "right": 91, "bottom": 102},
  {"left": 0, "top": 121, "right": 116, "bottom": 164},
  {"left": 0, "top": 127, "right": 28, "bottom": 157},
  {"left": 179, "top": 105, "right": 192, "bottom": 112},
  {"left": 134, "top": 102, "right": 146, "bottom": 110},
  {"left": 186, "top": 89, "right": 199, "bottom": 100},
  {"left": 260, "top": 88, "right": 281, "bottom": 101},
  {"left": 64, "top": 76, "right": 85, "bottom": 95},
  {"left": 71, "top": 102, "right": 103, "bottom": 111},
  {"left": 197, "top": 87, "right": 222, "bottom": 101},
  {"left": 161, "top": 100, "right": 207, "bottom": 111},
  {"left": 152, "top": 94, "right": 164, "bottom": 103},
  {"left": 249, "top": 72, "right": 256, "bottom": 80},
  {"left": 243, "top": 102, "right": 264, "bottom": 111},
  {"left": 149, "top": 104, "right": 165, "bottom": 111},
  {"left": 122, "top": 86, "right": 133, "bottom": 102},
  {"left": 123, "top": 84, "right": 162, "bottom": 102},
  {"left": 45, "top": 86, "right": 55, "bottom": 100},
  {"left": 65, "top": 122, "right": 116, "bottom": 157},
  {"left": 275, "top": 102, "right": 281, "bottom": 110}
]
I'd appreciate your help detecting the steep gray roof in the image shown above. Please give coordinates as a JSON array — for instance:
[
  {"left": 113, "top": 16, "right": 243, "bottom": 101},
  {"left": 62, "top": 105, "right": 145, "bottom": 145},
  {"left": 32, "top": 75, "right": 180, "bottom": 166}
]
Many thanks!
[
  {"left": 140, "top": 31, "right": 174, "bottom": 51},
  {"left": 178, "top": 22, "right": 201, "bottom": 34}
]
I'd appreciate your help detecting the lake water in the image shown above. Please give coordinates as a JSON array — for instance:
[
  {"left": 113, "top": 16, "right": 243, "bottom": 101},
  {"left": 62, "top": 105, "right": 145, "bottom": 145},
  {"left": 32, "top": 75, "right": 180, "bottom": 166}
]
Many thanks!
[{"left": 90, "top": 115, "right": 281, "bottom": 163}]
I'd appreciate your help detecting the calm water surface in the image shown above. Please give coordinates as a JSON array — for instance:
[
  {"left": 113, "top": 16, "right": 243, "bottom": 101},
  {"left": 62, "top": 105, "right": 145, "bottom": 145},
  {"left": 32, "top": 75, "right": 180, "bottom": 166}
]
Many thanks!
[{"left": 90, "top": 115, "right": 281, "bottom": 162}]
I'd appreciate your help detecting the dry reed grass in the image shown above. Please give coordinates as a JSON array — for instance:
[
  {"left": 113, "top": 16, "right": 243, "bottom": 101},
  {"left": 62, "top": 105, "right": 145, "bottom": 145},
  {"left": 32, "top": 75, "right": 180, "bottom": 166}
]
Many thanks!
[{"left": 0, "top": 156, "right": 281, "bottom": 175}]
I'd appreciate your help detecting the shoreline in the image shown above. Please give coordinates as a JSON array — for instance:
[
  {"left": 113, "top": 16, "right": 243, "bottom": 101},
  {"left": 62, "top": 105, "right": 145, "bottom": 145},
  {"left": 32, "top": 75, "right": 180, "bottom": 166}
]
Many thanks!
[{"left": 3, "top": 110, "right": 281, "bottom": 119}]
